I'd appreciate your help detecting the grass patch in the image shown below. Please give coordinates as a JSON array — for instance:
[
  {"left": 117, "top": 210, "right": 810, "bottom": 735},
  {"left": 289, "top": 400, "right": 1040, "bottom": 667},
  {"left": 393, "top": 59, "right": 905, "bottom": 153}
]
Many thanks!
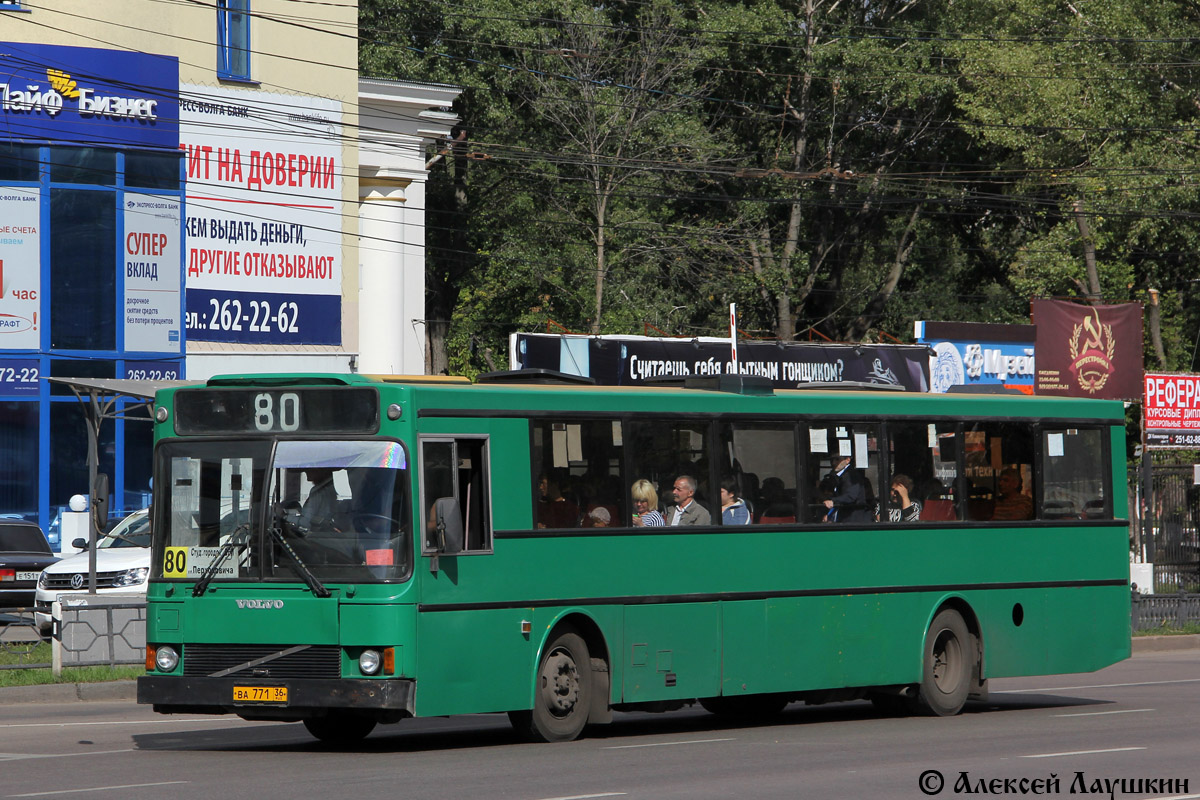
[{"left": 0, "top": 642, "right": 143, "bottom": 687}]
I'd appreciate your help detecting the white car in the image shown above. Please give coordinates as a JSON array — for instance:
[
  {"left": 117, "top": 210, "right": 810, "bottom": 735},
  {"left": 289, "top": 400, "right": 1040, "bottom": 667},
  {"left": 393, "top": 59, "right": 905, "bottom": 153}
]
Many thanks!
[{"left": 35, "top": 509, "right": 150, "bottom": 631}]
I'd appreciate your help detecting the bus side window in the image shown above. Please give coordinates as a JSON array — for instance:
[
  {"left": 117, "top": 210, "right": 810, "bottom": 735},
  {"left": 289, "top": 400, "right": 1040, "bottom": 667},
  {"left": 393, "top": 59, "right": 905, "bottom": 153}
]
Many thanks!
[
  {"left": 1042, "top": 427, "right": 1109, "bottom": 520},
  {"left": 420, "top": 437, "right": 492, "bottom": 553}
]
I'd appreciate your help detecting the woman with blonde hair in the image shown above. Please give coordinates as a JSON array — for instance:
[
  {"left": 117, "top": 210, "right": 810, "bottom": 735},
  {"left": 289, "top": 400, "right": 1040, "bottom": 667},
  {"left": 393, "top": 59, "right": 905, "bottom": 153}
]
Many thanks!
[{"left": 631, "top": 479, "right": 665, "bottom": 527}]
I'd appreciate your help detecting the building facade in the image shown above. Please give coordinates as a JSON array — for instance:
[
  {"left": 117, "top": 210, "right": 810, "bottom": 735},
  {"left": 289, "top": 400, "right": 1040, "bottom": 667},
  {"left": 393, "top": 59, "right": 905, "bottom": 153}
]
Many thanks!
[{"left": 0, "top": 2, "right": 457, "bottom": 543}]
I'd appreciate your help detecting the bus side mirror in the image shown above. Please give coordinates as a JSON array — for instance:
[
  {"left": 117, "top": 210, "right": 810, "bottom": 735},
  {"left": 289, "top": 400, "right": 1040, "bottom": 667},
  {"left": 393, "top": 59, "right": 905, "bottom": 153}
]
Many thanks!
[
  {"left": 92, "top": 473, "right": 110, "bottom": 532},
  {"left": 432, "top": 497, "right": 464, "bottom": 555}
]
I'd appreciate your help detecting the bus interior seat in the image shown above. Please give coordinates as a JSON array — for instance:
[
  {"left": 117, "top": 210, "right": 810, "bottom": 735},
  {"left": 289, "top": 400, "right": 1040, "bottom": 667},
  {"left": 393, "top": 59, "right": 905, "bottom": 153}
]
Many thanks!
[
  {"left": 967, "top": 498, "right": 994, "bottom": 520},
  {"left": 1041, "top": 500, "right": 1077, "bottom": 520},
  {"left": 758, "top": 514, "right": 796, "bottom": 525},
  {"left": 919, "top": 499, "right": 957, "bottom": 521}
]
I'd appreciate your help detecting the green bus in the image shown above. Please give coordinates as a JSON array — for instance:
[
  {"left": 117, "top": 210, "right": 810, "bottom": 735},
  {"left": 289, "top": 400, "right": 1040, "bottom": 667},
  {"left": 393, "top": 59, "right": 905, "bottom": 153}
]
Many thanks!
[{"left": 137, "top": 371, "right": 1131, "bottom": 743}]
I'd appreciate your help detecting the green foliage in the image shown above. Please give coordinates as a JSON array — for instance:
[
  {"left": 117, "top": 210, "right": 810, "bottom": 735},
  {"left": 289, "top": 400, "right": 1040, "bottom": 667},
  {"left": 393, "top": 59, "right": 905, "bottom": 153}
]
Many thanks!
[{"left": 360, "top": 0, "right": 1200, "bottom": 369}]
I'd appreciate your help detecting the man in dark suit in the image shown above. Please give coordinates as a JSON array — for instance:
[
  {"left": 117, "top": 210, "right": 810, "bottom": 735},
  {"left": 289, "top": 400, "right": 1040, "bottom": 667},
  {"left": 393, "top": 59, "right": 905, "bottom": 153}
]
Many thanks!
[
  {"left": 821, "top": 455, "right": 871, "bottom": 523},
  {"left": 666, "top": 475, "right": 711, "bottom": 526}
]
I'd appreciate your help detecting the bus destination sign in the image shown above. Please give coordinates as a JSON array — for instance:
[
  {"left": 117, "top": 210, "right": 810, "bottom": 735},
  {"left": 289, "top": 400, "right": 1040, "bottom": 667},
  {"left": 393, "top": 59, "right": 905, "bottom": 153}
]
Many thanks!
[{"left": 173, "top": 387, "right": 379, "bottom": 435}]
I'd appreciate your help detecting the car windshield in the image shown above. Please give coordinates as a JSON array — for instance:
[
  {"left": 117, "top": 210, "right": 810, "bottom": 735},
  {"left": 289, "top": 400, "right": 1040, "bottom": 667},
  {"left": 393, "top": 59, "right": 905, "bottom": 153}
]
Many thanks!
[
  {"left": 154, "top": 439, "right": 411, "bottom": 584},
  {"left": 100, "top": 512, "right": 151, "bottom": 549}
]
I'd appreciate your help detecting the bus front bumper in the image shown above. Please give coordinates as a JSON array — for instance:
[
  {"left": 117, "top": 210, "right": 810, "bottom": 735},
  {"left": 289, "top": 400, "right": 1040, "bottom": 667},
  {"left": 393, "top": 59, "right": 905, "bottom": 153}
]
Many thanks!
[{"left": 137, "top": 675, "right": 415, "bottom": 720}]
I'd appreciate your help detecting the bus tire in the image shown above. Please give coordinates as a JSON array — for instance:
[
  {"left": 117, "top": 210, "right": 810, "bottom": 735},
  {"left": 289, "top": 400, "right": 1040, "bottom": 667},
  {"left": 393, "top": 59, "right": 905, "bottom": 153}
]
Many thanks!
[
  {"left": 914, "top": 608, "right": 973, "bottom": 716},
  {"left": 302, "top": 713, "right": 377, "bottom": 743},
  {"left": 510, "top": 628, "right": 591, "bottom": 742}
]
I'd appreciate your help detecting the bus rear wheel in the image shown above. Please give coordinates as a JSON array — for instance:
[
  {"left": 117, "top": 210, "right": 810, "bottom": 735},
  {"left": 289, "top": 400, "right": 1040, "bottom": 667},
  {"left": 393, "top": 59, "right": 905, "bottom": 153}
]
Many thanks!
[
  {"left": 303, "top": 713, "right": 377, "bottom": 743},
  {"left": 509, "top": 628, "right": 591, "bottom": 742},
  {"left": 914, "top": 608, "right": 973, "bottom": 716}
]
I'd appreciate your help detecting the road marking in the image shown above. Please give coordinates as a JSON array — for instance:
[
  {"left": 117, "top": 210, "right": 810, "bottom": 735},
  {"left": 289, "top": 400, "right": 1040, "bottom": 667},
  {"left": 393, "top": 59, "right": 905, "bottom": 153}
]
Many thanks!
[
  {"left": 0, "top": 718, "right": 242, "bottom": 730},
  {"left": 996, "top": 677, "right": 1200, "bottom": 694},
  {"left": 1053, "top": 708, "right": 1155, "bottom": 717},
  {"left": 603, "top": 738, "right": 735, "bottom": 750},
  {"left": 8, "top": 781, "right": 188, "bottom": 797},
  {"left": 0, "top": 749, "right": 132, "bottom": 762},
  {"left": 534, "top": 794, "right": 626, "bottom": 800},
  {"left": 1021, "top": 746, "right": 1146, "bottom": 759}
]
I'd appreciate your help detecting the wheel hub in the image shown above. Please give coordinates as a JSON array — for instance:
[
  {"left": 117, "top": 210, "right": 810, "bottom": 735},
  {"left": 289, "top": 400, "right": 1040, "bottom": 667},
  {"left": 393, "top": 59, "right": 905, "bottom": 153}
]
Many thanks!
[{"left": 540, "top": 650, "right": 579, "bottom": 716}]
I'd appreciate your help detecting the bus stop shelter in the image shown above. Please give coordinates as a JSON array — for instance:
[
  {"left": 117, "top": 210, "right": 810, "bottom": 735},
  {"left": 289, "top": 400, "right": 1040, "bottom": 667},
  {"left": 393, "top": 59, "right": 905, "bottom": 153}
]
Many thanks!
[{"left": 46, "top": 377, "right": 201, "bottom": 592}]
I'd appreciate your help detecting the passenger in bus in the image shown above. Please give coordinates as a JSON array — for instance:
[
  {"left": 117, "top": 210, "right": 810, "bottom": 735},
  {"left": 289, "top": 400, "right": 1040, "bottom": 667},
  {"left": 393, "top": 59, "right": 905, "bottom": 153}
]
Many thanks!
[
  {"left": 884, "top": 474, "right": 922, "bottom": 522},
  {"left": 991, "top": 467, "right": 1033, "bottom": 520},
  {"left": 666, "top": 475, "right": 711, "bottom": 526},
  {"left": 297, "top": 467, "right": 340, "bottom": 532},
  {"left": 719, "top": 478, "right": 751, "bottom": 525},
  {"left": 822, "top": 455, "right": 872, "bottom": 523},
  {"left": 588, "top": 507, "right": 612, "bottom": 528},
  {"left": 537, "top": 473, "right": 580, "bottom": 529},
  {"left": 631, "top": 479, "right": 665, "bottom": 527}
]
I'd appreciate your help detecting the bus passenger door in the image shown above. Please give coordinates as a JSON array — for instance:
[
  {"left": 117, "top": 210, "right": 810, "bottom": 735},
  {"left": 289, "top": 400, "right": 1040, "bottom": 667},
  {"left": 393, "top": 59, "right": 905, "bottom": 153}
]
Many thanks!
[{"left": 415, "top": 435, "right": 523, "bottom": 716}]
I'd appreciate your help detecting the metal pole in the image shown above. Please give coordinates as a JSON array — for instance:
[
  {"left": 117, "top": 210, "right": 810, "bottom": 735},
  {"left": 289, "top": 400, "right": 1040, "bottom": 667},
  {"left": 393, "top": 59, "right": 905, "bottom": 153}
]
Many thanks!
[{"left": 86, "top": 392, "right": 99, "bottom": 595}]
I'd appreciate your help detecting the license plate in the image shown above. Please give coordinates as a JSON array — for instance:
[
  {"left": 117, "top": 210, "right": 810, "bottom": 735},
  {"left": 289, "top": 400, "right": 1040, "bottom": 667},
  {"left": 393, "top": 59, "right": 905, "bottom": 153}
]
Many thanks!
[
  {"left": 232, "top": 686, "right": 288, "bottom": 703},
  {"left": 16, "top": 572, "right": 38, "bottom": 581}
]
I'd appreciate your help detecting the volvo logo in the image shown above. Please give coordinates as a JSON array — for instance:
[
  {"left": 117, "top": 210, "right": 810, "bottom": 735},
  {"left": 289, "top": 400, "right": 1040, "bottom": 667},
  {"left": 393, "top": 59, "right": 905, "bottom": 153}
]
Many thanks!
[
  {"left": 69, "top": 573, "right": 85, "bottom": 590},
  {"left": 235, "top": 599, "right": 284, "bottom": 609}
]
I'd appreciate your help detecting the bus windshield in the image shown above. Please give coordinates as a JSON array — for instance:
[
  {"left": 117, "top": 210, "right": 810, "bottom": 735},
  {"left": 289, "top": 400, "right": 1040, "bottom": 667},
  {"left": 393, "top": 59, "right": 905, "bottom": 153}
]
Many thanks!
[{"left": 155, "top": 439, "right": 411, "bottom": 584}]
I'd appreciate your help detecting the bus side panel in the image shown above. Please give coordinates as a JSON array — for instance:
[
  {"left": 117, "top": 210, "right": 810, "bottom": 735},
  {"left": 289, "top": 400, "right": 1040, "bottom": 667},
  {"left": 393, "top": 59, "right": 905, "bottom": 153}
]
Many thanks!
[
  {"left": 413, "top": 607, "right": 536, "bottom": 717},
  {"left": 836, "top": 594, "right": 931, "bottom": 689},
  {"left": 339, "top": 602, "right": 416, "bottom": 677},
  {"left": 621, "top": 603, "right": 720, "bottom": 703}
]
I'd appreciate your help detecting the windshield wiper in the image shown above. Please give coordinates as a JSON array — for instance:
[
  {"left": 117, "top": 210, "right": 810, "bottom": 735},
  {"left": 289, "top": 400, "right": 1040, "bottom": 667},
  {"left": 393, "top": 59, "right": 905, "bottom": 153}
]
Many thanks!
[
  {"left": 269, "top": 521, "right": 331, "bottom": 598},
  {"left": 191, "top": 523, "right": 251, "bottom": 597}
]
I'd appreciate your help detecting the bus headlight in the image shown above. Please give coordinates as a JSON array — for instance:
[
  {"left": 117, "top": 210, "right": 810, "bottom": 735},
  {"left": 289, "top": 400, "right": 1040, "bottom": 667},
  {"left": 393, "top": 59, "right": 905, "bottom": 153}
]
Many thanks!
[
  {"left": 155, "top": 645, "right": 179, "bottom": 672},
  {"left": 359, "top": 649, "right": 382, "bottom": 675}
]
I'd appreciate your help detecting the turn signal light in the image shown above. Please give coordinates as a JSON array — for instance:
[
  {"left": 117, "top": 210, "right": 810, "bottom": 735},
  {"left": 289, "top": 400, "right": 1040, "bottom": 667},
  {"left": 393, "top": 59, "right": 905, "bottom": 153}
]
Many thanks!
[
  {"left": 145, "top": 645, "right": 157, "bottom": 672},
  {"left": 383, "top": 647, "right": 395, "bottom": 676}
]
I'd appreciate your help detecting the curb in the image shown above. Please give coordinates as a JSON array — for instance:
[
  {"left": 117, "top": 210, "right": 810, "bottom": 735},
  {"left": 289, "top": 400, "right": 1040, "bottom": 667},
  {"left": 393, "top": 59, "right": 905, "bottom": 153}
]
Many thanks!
[
  {"left": 2, "top": 679, "right": 137, "bottom": 705},
  {"left": 1132, "top": 633, "right": 1200, "bottom": 653}
]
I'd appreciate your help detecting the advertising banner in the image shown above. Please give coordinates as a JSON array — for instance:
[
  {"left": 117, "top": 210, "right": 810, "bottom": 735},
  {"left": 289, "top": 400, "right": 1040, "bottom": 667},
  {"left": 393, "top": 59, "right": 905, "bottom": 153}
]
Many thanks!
[
  {"left": 0, "top": 188, "right": 41, "bottom": 350},
  {"left": 0, "top": 42, "right": 178, "bottom": 150},
  {"left": 0, "top": 358, "right": 40, "bottom": 398},
  {"left": 512, "top": 333, "right": 930, "bottom": 391},
  {"left": 915, "top": 321, "right": 1035, "bottom": 394},
  {"left": 1144, "top": 372, "right": 1200, "bottom": 449},
  {"left": 1031, "top": 299, "right": 1144, "bottom": 400},
  {"left": 123, "top": 194, "right": 182, "bottom": 353},
  {"left": 180, "top": 85, "right": 343, "bottom": 345}
]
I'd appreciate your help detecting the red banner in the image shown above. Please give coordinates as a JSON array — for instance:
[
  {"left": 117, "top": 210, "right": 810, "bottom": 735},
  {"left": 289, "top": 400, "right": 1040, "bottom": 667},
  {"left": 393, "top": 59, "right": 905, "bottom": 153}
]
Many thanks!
[
  {"left": 1144, "top": 372, "right": 1200, "bottom": 448},
  {"left": 1031, "top": 299, "right": 1144, "bottom": 399}
]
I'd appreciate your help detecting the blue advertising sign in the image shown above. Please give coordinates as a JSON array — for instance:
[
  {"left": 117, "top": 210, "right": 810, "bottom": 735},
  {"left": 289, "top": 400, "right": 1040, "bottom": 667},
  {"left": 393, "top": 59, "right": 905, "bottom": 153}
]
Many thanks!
[
  {"left": 0, "top": 358, "right": 40, "bottom": 398},
  {"left": 185, "top": 289, "right": 340, "bottom": 346},
  {"left": 0, "top": 42, "right": 178, "bottom": 149},
  {"left": 124, "top": 360, "right": 184, "bottom": 381},
  {"left": 915, "top": 321, "right": 1035, "bottom": 394}
]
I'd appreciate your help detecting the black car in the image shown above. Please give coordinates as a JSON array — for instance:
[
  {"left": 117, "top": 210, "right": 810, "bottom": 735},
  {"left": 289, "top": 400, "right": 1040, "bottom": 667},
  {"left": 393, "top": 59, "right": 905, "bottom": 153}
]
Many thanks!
[{"left": 0, "top": 521, "right": 60, "bottom": 610}]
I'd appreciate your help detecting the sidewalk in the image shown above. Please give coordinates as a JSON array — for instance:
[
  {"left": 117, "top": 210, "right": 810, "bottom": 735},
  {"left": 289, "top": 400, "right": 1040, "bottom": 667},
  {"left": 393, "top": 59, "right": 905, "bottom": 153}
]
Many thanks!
[{"left": 3, "top": 635, "right": 1197, "bottom": 705}]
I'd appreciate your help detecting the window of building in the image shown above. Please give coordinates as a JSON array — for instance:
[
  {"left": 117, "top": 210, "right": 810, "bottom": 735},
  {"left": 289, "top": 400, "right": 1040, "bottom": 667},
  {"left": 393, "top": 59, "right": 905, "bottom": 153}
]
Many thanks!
[
  {"left": 0, "top": 143, "right": 38, "bottom": 182},
  {"left": 49, "top": 147, "right": 116, "bottom": 186},
  {"left": 49, "top": 189, "right": 117, "bottom": 350},
  {"left": 217, "top": 0, "right": 252, "bottom": 81},
  {"left": 126, "top": 150, "right": 182, "bottom": 190},
  {"left": 0, "top": 402, "right": 38, "bottom": 517},
  {"left": 50, "top": 401, "right": 116, "bottom": 511}
]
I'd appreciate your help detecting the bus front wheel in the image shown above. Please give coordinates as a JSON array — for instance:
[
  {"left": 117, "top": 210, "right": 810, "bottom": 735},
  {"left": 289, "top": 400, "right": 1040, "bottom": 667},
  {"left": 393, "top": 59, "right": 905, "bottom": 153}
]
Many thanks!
[
  {"left": 302, "top": 713, "right": 377, "bottom": 743},
  {"left": 509, "top": 628, "right": 591, "bottom": 742},
  {"left": 914, "top": 608, "right": 973, "bottom": 716}
]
